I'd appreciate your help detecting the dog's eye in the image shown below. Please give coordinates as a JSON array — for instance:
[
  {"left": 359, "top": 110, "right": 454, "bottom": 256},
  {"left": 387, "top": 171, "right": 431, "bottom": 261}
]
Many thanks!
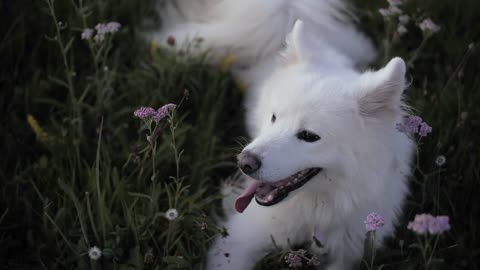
[
  {"left": 297, "top": 130, "right": 320, "bottom": 142},
  {"left": 271, "top": 114, "right": 276, "bottom": 123}
]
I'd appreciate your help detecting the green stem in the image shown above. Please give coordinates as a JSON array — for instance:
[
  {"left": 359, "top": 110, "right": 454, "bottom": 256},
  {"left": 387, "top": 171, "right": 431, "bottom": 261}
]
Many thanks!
[{"left": 45, "top": 0, "right": 82, "bottom": 137}]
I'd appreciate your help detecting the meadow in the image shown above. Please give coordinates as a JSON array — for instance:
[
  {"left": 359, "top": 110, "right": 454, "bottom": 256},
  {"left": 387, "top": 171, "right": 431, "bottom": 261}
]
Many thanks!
[{"left": 1, "top": 0, "right": 479, "bottom": 269}]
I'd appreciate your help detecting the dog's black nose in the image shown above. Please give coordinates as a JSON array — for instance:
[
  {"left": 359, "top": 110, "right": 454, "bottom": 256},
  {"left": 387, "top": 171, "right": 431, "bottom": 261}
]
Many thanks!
[{"left": 237, "top": 151, "right": 261, "bottom": 175}]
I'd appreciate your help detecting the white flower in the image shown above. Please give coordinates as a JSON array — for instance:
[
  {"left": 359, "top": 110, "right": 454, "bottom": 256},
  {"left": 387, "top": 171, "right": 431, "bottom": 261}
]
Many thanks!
[
  {"left": 397, "top": 25, "right": 408, "bottom": 35},
  {"left": 81, "top": 28, "right": 94, "bottom": 40},
  {"left": 379, "top": 8, "right": 391, "bottom": 17},
  {"left": 165, "top": 208, "right": 179, "bottom": 221},
  {"left": 398, "top": 15, "right": 410, "bottom": 24},
  {"left": 379, "top": 6, "right": 402, "bottom": 17},
  {"left": 388, "top": 5, "right": 402, "bottom": 15},
  {"left": 106, "top": 22, "right": 121, "bottom": 33},
  {"left": 88, "top": 246, "right": 102, "bottom": 260},
  {"left": 419, "top": 18, "right": 441, "bottom": 33},
  {"left": 387, "top": 0, "right": 402, "bottom": 6},
  {"left": 435, "top": 155, "right": 446, "bottom": 167}
]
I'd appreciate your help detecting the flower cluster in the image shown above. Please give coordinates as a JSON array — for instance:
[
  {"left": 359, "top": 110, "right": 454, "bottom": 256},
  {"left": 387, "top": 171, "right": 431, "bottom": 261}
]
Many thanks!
[
  {"left": 364, "top": 212, "right": 385, "bottom": 232},
  {"left": 81, "top": 22, "right": 121, "bottom": 43},
  {"left": 133, "top": 104, "right": 176, "bottom": 122},
  {"left": 396, "top": 115, "right": 432, "bottom": 137},
  {"left": 284, "top": 249, "right": 320, "bottom": 268},
  {"left": 379, "top": 0, "right": 440, "bottom": 36},
  {"left": 285, "top": 251, "right": 303, "bottom": 268},
  {"left": 407, "top": 214, "right": 451, "bottom": 235}
]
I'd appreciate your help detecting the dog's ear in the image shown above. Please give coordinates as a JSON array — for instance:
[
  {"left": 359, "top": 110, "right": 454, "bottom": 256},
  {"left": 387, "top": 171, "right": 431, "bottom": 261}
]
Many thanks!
[
  {"left": 357, "top": 57, "right": 406, "bottom": 118},
  {"left": 283, "top": 20, "right": 309, "bottom": 63}
]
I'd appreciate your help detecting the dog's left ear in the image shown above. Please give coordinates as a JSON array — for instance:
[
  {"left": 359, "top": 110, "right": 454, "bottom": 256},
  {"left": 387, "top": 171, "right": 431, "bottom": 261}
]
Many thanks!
[
  {"left": 357, "top": 57, "right": 406, "bottom": 118},
  {"left": 283, "top": 20, "right": 310, "bottom": 63}
]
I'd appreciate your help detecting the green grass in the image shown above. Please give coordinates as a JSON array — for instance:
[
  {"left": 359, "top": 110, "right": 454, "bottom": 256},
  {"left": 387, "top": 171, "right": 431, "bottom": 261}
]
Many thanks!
[{"left": 1, "top": 0, "right": 479, "bottom": 269}]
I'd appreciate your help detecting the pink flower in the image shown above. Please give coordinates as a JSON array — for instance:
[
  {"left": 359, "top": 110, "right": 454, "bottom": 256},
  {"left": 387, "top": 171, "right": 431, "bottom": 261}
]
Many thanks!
[
  {"left": 396, "top": 115, "right": 432, "bottom": 137},
  {"left": 81, "top": 28, "right": 94, "bottom": 40},
  {"left": 435, "top": 216, "right": 451, "bottom": 233},
  {"left": 418, "top": 122, "right": 432, "bottom": 137},
  {"left": 152, "top": 103, "right": 176, "bottom": 122},
  {"left": 407, "top": 214, "right": 451, "bottom": 235},
  {"left": 285, "top": 252, "right": 303, "bottom": 268},
  {"left": 364, "top": 212, "right": 385, "bottom": 232},
  {"left": 419, "top": 18, "right": 441, "bottom": 33},
  {"left": 133, "top": 107, "right": 156, "bottom": 119}
]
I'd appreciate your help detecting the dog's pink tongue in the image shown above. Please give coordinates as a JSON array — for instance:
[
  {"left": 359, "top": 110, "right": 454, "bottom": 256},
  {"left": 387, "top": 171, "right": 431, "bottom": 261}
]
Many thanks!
[{"left": 235, "top": 181, "right": 258, "bottom": 213}]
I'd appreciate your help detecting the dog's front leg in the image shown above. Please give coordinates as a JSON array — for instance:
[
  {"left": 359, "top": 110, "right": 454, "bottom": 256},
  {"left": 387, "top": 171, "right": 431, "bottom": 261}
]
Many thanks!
[{"left": 206, "top": 208, "right": 276, "bottom": 270}]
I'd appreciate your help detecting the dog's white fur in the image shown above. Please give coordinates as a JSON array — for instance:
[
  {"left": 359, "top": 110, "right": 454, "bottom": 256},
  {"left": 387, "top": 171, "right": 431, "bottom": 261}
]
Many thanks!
[{"left": 153, "top": 1, "right": 414, "bottom": 269}]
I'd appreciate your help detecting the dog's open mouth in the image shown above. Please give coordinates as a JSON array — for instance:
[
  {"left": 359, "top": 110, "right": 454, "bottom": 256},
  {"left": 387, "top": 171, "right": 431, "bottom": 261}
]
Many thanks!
[{"left": 235, "top": 168, "right": 322, "bottom": 213}]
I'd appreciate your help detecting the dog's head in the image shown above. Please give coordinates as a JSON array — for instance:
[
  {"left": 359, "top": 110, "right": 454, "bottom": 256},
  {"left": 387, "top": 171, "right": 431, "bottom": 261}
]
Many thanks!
[{"left": 235, "top": 21, "right": 409, "bottom": 213}]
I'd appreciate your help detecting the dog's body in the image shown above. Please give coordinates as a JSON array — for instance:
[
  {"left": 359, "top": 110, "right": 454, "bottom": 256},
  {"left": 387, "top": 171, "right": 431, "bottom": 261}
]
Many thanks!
[{"left": 153, "top": 1, "right": 414, "bottom": 269}]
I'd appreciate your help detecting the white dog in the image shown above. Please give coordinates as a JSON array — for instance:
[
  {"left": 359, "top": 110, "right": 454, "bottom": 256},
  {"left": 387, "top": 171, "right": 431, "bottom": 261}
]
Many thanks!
[{"left": 153, "top": 1, "right": 414, "bottom": 269}]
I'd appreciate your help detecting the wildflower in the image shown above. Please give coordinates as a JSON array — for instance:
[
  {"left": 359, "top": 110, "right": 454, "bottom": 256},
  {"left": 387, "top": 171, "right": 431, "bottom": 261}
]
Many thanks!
[
  {"left": 435, "top": 155, "right": 446, "bottom": 167},
  {"left": 378, "top": 8, "right": 391, "bottom": 17},
  {"left": 27, "top": 114, "right": 50, "bottom": 143},
  {"left": 434, "top": 216, "right": 451, "bottom": 233},
  {"left": 397, "top": 25, "right": 408, "bottom": 35},
  {"left": 88, "top": 246, "right": 102, "bottom": 260},
  {"left": 81, "top": 28, "right": 94, "bottom": 40},
  {"left": 388, "top": 5, "right": 402, "bottom": 15},
  {"left": 133, "top": 107, "right": 156, "bottom": 119},
  {"left": 364, "top": 212, "right": 385, "bottom": 232},
  {"left": 407, "top": 214, "right": 431, "bottom": 234},
  {"left": 165, "top": 208, "right": 179, "bottom": 221},
  {"left": 93, "top": 33, "right": 105, "bottom": 43},
  {"left": 284, "top": 250, "right": 304, "bottom": 268},
  {"left": 407, "top": 214, "right": 451, "bottom": 235},
  {"left": 106, "top": 22, "right": 121, "bottom": 33},
  {"left": 387, "top": 0, "right": 402, "bottom": 6},
  {"left": 93, "top": 21, "right": 121, "bottom": 42},
  {"left": 418, "top": 122, "right": 432, "bottom": 137},
  {"left": 419, "top": 18, "right": 441, "bottom": 33},
  {"left": 396, "top": 115, "right": 432, "bottom": 137},
  {"left": 398, "top": 15, "right": 410, "bottom": 24},
  {"left": 396, "top": 115, "right": 422, "bottom": 134},
  {"left": 153, "top": 103, "right": 176, "bottom": 122}
]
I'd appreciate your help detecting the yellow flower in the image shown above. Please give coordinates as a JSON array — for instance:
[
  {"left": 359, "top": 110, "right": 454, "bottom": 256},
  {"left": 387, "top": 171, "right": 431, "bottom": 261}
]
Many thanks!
[
  {"left": 27, "top": 114, "right": 50, "bottom": 143},
  {"left": 150, "top": 40, "right": 158, "bottom": 58},
  {"left": 219, "top": 54, "right": 236, "bottom": 72}
]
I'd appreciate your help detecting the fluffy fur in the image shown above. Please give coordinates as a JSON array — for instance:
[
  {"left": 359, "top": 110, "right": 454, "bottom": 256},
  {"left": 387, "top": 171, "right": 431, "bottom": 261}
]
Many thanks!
[{"left": 153, "top": 1, "right": 414, "bottom": 269}]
